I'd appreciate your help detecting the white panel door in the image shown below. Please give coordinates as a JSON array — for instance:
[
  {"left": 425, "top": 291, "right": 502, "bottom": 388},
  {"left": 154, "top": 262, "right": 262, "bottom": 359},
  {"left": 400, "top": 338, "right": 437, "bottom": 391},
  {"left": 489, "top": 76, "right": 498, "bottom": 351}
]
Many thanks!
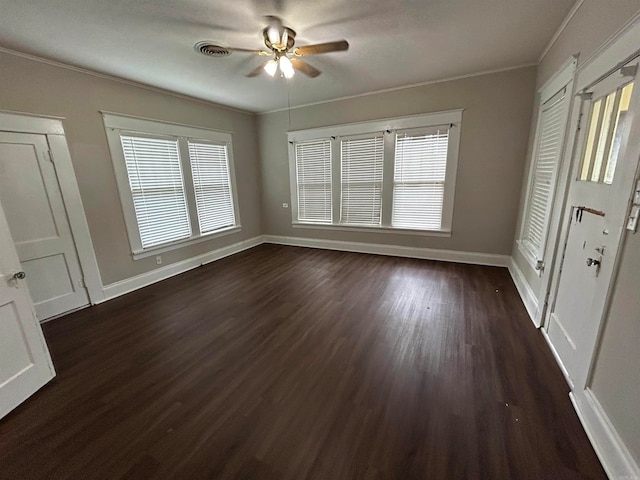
[
  {"left": 546, "top": 73, "right": 638, "bottom": 388},
  {"left": 0, "top": 196, "right": 55, "bottom": 419},
  {"left": 0, "top": 132, "right": 89, "bottom": 320}
]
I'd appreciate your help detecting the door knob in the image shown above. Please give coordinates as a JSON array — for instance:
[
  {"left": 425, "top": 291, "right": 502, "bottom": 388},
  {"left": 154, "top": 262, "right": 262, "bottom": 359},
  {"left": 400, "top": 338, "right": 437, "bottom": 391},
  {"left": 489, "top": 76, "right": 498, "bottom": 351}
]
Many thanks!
[
  {"left": 12, "top": 271, "right": 26, "bottom": 280},
  {"left": 586, "top": 258, "right": 600, "bottom": 267}
]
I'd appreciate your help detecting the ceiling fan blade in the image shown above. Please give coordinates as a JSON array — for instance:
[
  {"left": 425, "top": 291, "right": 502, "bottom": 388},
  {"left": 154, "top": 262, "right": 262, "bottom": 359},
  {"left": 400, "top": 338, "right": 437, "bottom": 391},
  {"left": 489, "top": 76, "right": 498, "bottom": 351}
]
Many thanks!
[
  {"left": 293, "top": 40, "right": 349, "bottom": 56},
  {"left": 245, "top": 61, "right": 269, "bottom": 77},
  {"left": 291, "top": 58, "right": 321, "bottom": 78},
  {"left": 226, "top": 46, "right": 271, "bottom": 55}
]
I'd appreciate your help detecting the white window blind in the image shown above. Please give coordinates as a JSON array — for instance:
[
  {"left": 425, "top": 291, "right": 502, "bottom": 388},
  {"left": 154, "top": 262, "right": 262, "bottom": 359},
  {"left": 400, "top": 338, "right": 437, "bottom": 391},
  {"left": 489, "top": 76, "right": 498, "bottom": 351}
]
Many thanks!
[
  {"left": 120, "top": 135, "right": 191, "bottom": 248},
  {"left": 295, "top": 139, "right": 332, "bottom": 223},
  {"left": 392, "top": 128, "right": 449, "bottom": 230},
  {"left": 340, "top": 135, "right": 384, "bottom": 225},
  {"left": 188, "top": 142, "right": 236, "bottom": 234},
  {"left": 522, "top": 92, "right": 566, "bottom": 257}
]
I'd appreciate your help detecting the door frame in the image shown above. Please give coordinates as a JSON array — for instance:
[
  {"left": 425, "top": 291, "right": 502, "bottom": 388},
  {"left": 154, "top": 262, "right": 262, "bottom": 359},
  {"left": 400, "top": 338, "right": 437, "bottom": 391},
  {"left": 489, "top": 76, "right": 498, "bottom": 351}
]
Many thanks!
[
  {"left": 543, "top": 19, "right": 640, "bottom": 392},
  {"left": 0, "top": 110, "right": 104, "bottom": 308},
  {"left": 516, "top": 56, "right": 577, "bottom": 327}
]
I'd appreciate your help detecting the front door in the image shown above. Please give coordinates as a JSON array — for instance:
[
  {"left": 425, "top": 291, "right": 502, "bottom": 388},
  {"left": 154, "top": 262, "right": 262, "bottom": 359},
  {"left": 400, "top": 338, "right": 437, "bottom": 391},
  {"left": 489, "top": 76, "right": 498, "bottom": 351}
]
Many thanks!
[
  {"left": 0, "top": 132, "right": 89, "bottom": 321},
  {"left": 0, "top": 196, "right": 55, "bottom": 419},
  {"left": 546, "top": 69, "right": 638, "bottom": 388}
]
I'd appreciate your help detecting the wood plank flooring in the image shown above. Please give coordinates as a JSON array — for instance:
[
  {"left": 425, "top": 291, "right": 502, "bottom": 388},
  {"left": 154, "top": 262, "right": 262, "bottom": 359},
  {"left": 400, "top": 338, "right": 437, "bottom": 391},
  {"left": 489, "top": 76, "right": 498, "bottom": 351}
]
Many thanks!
[{"left": 0, "top": 245, "right": 606, "bottom": 479}]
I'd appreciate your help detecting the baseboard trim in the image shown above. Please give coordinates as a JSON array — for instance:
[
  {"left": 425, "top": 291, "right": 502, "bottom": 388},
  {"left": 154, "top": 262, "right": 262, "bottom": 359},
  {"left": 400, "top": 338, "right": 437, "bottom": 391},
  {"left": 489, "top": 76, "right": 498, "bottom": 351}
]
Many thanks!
[
  {"left": 99, "top": 234, "right": 511, "bottom": 305},
  {"left": 99, "top": 236, "right": 263, "bottom": 302},
  {"left": 507, "top": 258, "right": 539, "bottom": 326},
  {"left": 541, "top": 327, "right": 574, "bottom": 390},
  {"left": 262, "top": 235, "right": 510, "bottom": 267},
  {"left": 570, "top": 389, "right": 640, "bottom": 480}
]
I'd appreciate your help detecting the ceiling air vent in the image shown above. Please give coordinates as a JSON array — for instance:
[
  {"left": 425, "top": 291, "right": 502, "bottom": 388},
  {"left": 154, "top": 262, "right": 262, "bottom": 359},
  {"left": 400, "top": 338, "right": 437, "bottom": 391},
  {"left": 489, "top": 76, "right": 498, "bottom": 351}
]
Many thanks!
[{"left": 195, "top": 42, "right": 231, "bottom": 57}]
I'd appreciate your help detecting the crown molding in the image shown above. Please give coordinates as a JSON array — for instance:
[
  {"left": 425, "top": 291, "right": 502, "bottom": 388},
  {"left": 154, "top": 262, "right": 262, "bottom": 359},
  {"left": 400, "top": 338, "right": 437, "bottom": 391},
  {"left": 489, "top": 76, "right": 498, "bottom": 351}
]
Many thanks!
[
  {"left": 258, "top": 63, "right": 538, "bottom": 115},
  {"left": 539, "top": 0, "right": 585, "bottom": 64},
  {"left": 0, "top": 46, "right": 254, "bottom": 116}
]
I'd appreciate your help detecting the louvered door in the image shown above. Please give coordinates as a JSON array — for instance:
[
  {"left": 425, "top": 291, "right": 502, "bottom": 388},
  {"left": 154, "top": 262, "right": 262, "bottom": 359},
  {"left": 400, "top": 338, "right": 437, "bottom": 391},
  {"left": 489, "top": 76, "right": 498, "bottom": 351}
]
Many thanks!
[{"left": 521, "top": 90, "right": 569, "bottom": 261}]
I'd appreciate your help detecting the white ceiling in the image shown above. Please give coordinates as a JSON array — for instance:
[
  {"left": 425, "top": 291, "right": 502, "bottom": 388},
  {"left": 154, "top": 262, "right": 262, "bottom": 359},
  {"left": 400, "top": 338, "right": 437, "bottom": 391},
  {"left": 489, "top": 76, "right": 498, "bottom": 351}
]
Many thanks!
[{"left": 0, "top": 0, "right": 575, "bottom": 113}]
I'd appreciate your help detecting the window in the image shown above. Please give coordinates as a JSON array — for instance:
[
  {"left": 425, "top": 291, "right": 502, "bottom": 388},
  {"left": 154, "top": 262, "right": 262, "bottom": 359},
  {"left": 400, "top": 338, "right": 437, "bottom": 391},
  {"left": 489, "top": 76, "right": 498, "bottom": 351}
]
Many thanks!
[
  {"left": 104, "top": 114, "right": 241, "bottom": 259},
  {"left": 288, "top": 110, "right": 462, "bottom": 235},
  {"left": 579, "top": 82, "right": 634, "bottom": 184},
  {"left": 121, "top": 135, "right": 191, "bottom": 248},
  {"left": 295, "top": 139, "right": 332, "bottom": 223},
  {"left": 393, "top": 128, "right": 449, "bottom": 230},
  {"left": 340, "top": 135, "right": 384, "bottom": 226},
  {"left": 189, "top": 141, "right": 236, "bottom": 234}
]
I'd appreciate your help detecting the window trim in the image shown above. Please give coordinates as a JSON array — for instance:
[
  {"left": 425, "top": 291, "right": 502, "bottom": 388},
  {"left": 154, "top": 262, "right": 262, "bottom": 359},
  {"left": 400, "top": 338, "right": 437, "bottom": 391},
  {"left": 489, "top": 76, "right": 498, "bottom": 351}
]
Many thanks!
[
  {"left": 287, "top": 110, "right": 463, "bottom": 235},
  {"left": 291, "top": 222, "right": 451, "bottom": 237},
  {"left": 103, "top": 112, "right": 241, "bottom": 259}
]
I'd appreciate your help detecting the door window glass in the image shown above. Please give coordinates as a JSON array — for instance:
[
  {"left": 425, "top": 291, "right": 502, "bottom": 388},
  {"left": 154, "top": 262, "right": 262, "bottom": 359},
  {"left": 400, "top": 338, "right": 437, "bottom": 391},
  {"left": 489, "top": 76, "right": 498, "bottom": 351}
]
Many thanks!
[{"left": 579, "top": 82, "right": 634, "bottom": 184}]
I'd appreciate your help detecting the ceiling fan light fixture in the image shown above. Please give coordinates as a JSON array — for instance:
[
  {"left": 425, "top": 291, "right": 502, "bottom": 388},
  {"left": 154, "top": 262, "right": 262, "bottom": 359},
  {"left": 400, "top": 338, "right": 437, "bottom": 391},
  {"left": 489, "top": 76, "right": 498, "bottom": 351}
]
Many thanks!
[
  {"left": 264, "top": 59, "right": 278, "bottom": 77},
  {"left": 203, "top": 15, "right": 348, "bottom": 79},
  {"left": 280, "top": 56, "right": 295, "bottom": 79}
]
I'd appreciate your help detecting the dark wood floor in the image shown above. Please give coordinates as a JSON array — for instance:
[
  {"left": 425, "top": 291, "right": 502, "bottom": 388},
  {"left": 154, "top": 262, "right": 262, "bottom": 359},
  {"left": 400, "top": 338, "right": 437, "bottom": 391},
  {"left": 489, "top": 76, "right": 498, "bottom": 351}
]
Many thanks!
[{"left": 1, "top": 245, "right": 605, "bottom": 479}]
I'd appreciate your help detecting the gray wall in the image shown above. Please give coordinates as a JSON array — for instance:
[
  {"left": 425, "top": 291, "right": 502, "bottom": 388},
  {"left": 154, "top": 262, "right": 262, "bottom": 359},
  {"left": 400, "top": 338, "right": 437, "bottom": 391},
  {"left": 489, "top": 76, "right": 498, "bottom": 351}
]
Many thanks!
[
  {"left": 511, "top": 0, "right": 640, "bottom": 467},
  {"left": 258, "top": 66, "right": 537, "bottom": 255},
  {"left": 0, "top": 51, "right": 262, "bottom": 285}
]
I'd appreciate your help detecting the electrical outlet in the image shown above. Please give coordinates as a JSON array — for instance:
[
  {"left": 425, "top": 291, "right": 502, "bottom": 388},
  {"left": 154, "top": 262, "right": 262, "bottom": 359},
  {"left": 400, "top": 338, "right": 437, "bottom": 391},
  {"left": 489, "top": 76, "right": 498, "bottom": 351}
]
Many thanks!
[
  {"left": 156, "top": 255, "right": 162, "bottom": 265},
  {"left": 282, "top": 203, "right": 289, "bottom": 208}
]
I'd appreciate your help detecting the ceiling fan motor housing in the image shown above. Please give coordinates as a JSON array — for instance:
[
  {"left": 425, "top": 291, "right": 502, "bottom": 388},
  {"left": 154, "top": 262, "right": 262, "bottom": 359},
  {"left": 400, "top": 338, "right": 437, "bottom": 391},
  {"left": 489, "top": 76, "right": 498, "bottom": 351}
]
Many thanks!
[{"left": 263, "top": 26, "right": 296, "bottom": 52}]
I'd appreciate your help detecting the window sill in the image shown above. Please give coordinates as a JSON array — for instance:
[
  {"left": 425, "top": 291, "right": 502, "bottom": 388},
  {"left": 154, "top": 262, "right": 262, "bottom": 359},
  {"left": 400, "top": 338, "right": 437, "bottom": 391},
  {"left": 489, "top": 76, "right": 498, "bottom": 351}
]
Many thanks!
[
  {"left": 132, "top": 225, "right": 242, "bottom": 260},
  {"left": 292, "top": 222, "right": 451, "bottom": 237},
  {"left": 516, "top": 239, "right": 542, "bottom": 276}
]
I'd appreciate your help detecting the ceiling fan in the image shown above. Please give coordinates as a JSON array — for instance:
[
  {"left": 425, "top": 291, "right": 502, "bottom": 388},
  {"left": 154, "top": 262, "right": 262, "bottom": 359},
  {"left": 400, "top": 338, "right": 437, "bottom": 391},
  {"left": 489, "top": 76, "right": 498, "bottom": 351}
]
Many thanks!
[{"left": 195, "top": 16, "right": 349, "bottom": 79}]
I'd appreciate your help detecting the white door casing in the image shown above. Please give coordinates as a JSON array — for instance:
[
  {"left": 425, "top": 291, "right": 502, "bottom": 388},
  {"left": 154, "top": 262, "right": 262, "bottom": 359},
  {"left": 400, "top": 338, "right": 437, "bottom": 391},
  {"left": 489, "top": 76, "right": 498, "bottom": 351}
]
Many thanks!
[
  {"left": 0, "top": 197, "right": 55, "bottom": 419},
  {"left": 0, "top": 131, "right": 89, "bottom": 320},
  {"left": 0, "top": 110, "right": 104, "bottom": 314},
  {"left": 517, "top": 57, "right": 577, "bottom": 328},
  {"left": 545, "top": 65, "right": 640, "bottom": 390}
]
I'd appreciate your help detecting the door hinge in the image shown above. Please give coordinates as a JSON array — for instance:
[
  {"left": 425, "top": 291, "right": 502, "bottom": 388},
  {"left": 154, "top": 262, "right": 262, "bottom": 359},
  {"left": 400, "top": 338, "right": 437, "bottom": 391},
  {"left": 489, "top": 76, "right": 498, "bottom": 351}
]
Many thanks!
[
  {"left": 77, "top": 277, "right": 86, "bottom": 288},
  {"left": 577, "top": 112, "right": 583, "bottom": 131},
  {"left": 576, "top": 91, "right": 593, "bottom": 100},
  {"left": 621, "top": 64, "right": 638, "bottom": 78},
  {"left": 43, "top": 150, "right": 54, "bottom": 165},
  {"left": 543, "top": 289, "right": 551, "bottom": 307}
]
